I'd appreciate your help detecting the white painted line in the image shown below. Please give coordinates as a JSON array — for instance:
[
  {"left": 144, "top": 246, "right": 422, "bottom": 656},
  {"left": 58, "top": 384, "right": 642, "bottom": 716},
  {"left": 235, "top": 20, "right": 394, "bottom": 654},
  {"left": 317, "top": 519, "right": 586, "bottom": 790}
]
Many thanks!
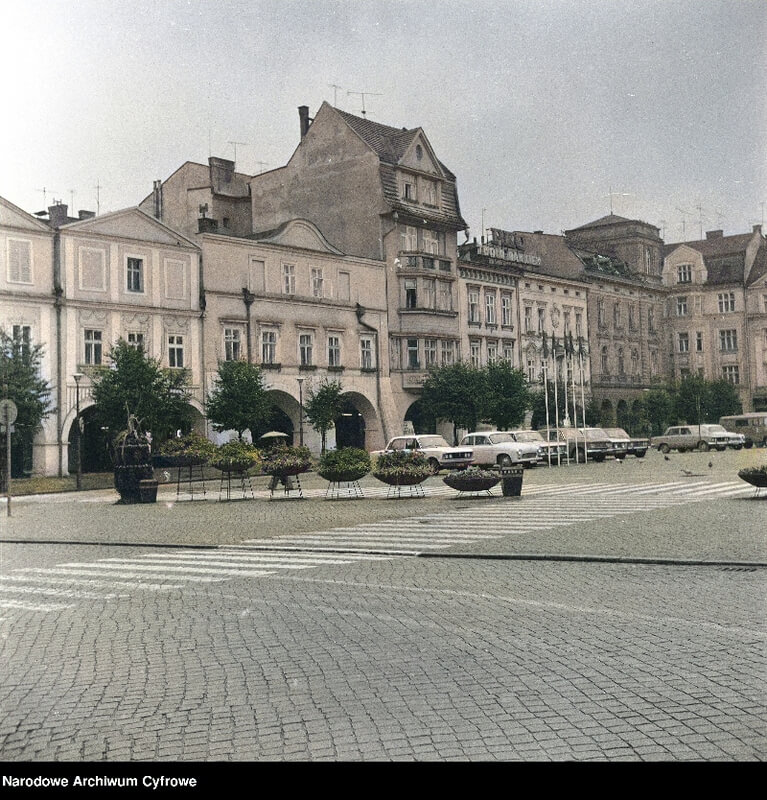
[{"left": 56, "top": 562, "right": 278, "bottom": 579}]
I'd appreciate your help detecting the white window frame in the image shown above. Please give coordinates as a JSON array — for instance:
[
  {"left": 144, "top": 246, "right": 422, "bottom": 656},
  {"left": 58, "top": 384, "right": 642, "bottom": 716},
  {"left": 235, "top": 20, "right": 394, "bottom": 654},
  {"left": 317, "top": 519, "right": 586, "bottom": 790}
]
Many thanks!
[
  {"left": 299, "top": 332, "right": 314, "bottom": 366},
  {"left": 468, "top": 289, "right": 480, "bottom": 323},
  {"left": 84, "top": 329, "right": 103, "bottom": 365},
  {"left": 12, "top": 324, "right": 31, "bottom": 356},
  {"left": 424, "top": 338, "right": 437, "bottom": 367},
  {"left": 261, "top": 330, "right": 277, "bottom": 364},
  {"left": 311, "top": 267, "right": 324, "bottom": 299},
  {"left": 360, "top": 337, "right": 374, "bottom": 369},
  {"left": 440, "top": 340, "right": 455, "bottom": 366},
  {"left": 677, "top": 264, "right": 692, "bottom": 283},
  {"left": 327, "top": 335, "right": 341, "bottom": 367},
  {"left": 470, "top": 340, "right": 481, "bottom": 367},
  {"left": 406, "top": 338, "right": 419, "bottom": 369},
  {"left": 283, "top": 263, "right": 296, "bottom": 295},
  {"left": 126, "top": 331, "right": 145, "bottom": 351},
  {"left": 718, "top": 292, "right": 735, "bottom": 313},
  {"left": 223, "top": 327, "right": 242, "bottom": 361},
  {"left": 719, "top": 329, "right": 738, "bottom": 351},
  {"left": 485, "top": 292, "right": 497, "bottom": 325},
  {"left": 487, "top": 341, "right": 498, "bottom": 362},
  {"left": 125, "top": 255, "right": 145, "bottom": 294},
  {"left": 722, "top": 365, "right": 740, "bottom": 384},
  {"left": 501, "top": 294, "right": 512, "bottom": 326},
  {"left": 676, "top": 296, "right": 688, "bottom": 316},
  {"left": 678, "top": 332, "right": 689, "bottom": 353},
  {"left": 168, "top": 334, "right": 184, "bottom": 368}
]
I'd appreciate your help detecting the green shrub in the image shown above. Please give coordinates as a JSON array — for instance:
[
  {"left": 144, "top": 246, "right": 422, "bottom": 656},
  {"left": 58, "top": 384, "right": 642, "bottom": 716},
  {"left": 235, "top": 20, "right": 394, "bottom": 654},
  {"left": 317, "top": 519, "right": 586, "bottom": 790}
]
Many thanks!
[
  {"left": 261, "top": 444, "right": 313, "bottom": 476},
  {"left": 210, "top": 440, "right": 260, "bottom": 471}
]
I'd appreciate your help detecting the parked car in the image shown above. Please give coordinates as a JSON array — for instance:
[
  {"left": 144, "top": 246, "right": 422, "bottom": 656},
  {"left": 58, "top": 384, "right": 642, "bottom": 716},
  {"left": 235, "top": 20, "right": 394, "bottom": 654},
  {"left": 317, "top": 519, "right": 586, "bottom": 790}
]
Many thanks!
[
  {"left": 538, "top": 426, "right": 613, "bottom": 462},
  {"left": 459, "top": 431, "right": 542, "bottom": 468},
  {"left": 719, "top": 413, "right": 767, "bottom": 448},
  {"left": 508, "top": 429, "right": 567, "bottom": 465},
  {"left": 604, "top": 428, "right": 649, "bottom": 458},
  {"left": 651, "top": 424, "right": 739, "bottom": 453},
  {"left": 371, "top": 435, "right": 473, "bottom": 473}
]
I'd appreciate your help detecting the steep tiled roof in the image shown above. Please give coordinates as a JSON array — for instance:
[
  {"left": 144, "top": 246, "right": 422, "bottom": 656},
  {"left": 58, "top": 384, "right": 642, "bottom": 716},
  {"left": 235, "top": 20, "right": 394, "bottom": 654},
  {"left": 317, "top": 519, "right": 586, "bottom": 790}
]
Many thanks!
[
  {"left": 747, "top": 242, "right": 767, "bottom": 286},
  {"left": 664, "top": 232, "right": 757, "bottom": 285},
  {"left": 510, "top": 232, "right": 589, "bottom": 281},
  {"left": 334, "top": 108, "right": 419, "bottom": 164},
  {"left": 567, "top": 214, "right": 635, "bottom": 231}
]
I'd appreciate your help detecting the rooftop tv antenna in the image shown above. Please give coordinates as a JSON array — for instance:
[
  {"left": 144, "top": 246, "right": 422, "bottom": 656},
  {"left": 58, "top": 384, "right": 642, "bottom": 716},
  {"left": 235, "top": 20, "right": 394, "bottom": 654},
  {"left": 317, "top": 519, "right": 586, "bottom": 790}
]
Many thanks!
[
  {"left": 327, "top": 83, "right": 344, "bottom": 106},
  {"left": 676, "top": 207, "right": 691, "bottom": 240},
  {"left": 605, "top": 186, "right": 634, "bottom": 214},
  {"left": 347, "top": 90, "right": 382, "bottom": 117},
  {"left": 228, "top": 141, "right": 248, "bottom": 163},
  {"left": 94, "top": 180, "right": 103, "bottom": 215},
  {"left": 36, "top": 187, "right": 57, "bottom": 209}
]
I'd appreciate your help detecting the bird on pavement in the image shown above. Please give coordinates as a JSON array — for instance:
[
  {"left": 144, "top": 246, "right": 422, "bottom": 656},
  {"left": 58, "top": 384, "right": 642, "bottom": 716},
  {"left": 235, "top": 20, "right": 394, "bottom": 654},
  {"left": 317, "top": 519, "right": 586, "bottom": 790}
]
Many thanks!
[
  {"left": 708, "top": 461, "right": 713, "bottom": 469},
  {"left": 664, "top": 455, "right": 670, "bottom": 461}
]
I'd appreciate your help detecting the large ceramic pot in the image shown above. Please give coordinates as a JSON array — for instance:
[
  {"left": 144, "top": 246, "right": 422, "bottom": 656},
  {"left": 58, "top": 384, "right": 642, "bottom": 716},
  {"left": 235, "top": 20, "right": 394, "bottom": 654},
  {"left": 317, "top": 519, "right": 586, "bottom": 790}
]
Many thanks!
[
  {"left": 738, "top": 469, "right": 767, "bottom": 488},
  {"left": 372, "top": 471, "right": 429, "bottom": 487},
  {"left": 114, "top": 439, "right": 154, "bottom": 504},
  {"left": 443, "top": 473, "right": 501, "bottom": 493}
]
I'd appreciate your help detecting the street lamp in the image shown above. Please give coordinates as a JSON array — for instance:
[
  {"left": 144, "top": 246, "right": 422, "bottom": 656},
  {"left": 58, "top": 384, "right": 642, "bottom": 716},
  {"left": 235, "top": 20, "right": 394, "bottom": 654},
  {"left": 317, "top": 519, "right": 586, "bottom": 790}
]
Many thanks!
[
  {"left": 73, "top": 373, "right": 84, "bottom": 490},
  {"left": 296, "top": 377, "right": 305, "bottom": 447}
]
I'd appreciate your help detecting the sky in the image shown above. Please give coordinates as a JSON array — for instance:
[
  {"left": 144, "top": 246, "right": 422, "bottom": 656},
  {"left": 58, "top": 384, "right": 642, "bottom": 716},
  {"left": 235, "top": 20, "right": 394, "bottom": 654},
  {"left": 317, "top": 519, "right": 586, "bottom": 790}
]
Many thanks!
[{"left": 1, "top": 0, "right": 765, "bottom": 244}]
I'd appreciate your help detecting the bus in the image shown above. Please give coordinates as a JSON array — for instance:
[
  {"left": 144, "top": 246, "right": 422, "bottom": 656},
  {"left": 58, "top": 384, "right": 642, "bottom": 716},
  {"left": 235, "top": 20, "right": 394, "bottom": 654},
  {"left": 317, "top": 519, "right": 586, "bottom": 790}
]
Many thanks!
[{"left": 719, "top": 413, "right": 767, "bottom": 448}]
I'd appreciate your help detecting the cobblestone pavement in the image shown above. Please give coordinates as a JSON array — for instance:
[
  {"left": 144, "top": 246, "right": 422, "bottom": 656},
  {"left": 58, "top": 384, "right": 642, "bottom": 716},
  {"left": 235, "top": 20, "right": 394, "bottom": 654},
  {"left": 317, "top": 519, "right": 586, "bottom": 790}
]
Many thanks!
[{"left": 0, "top": 448, "right": 764, "bottom": 761}]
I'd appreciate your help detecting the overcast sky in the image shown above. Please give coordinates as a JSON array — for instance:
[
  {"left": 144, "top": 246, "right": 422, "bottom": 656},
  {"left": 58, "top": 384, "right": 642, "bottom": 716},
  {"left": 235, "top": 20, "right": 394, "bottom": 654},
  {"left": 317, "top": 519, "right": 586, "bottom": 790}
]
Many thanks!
[{"left": 2, "top": 0, "right": 764, "bottom": 243}]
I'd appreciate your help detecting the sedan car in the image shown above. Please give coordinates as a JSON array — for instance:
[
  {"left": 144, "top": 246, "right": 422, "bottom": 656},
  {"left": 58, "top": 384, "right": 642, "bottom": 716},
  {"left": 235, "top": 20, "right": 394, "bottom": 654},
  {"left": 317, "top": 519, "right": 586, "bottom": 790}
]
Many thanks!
[
  {"left": 371, "top": 435, "right": 473, "bottom": 473},
  {"left": 604, "top": 428, "right": 649, "bottom": 459},
  {"left": 459, "top": 431, "right": 542, "bottom": 468},
  {"left": 508, "top": 429, "right": 567, "bottom": 465}
]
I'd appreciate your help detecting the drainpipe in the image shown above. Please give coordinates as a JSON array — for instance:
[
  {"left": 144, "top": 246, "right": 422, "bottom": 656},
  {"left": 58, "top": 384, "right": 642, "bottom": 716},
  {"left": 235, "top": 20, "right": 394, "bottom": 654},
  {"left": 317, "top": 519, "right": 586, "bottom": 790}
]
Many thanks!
[
  {"left": 53, "top": 231, "right": 64, "bottom": 476},
  {"left": 356, "top": 303, "right": 389, "bottom": 444},
  {"left": 242, "top": 287, "right": 255, "bottom": 363},
  {"left": 198, "top": 251, "right": 208, "bottom": 437}
]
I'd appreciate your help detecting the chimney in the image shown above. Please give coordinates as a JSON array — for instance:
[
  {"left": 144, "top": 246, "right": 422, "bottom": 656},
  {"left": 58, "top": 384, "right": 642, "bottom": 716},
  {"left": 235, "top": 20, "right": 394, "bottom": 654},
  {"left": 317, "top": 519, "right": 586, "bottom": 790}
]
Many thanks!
[
  {"left": 47, "top": 203, "right": 70, "bottom": 227},
  {"left": 298, "top": 105, "right": 311, "bottom": 139},
  {"left": 209, "top": 156, "right": 235, "bottom": 193},
  {"left": 78, "top": 210, "right": 96, "bottom": 220},
  {"left": 152, "top": 179, "right": 163, "bottom": 219},
  {"left": 705, "top": 229, "right": 724, "bottom": 240},
  {"left": 534, "top": 230, "right": 543, "bottom": 234},
  {"left": 753, "top": 224, "right": 762, "bottom": 235},
  {"left": 198, "top": 217, "right": 218, "bottom": 234}
]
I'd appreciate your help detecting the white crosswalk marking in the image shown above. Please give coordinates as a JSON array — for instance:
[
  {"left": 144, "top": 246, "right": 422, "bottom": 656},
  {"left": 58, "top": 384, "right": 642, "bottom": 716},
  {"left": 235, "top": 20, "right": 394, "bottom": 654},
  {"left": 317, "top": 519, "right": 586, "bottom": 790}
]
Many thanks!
[{"left": 1, "top": 478, "right": 754, "bottom": 614}]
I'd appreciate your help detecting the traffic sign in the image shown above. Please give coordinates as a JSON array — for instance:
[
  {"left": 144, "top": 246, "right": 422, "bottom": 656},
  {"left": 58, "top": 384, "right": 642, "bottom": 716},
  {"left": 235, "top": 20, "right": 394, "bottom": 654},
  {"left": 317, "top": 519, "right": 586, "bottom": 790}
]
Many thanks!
[{"left": 0, "top": 399, "right": 18, "bottom": 426}]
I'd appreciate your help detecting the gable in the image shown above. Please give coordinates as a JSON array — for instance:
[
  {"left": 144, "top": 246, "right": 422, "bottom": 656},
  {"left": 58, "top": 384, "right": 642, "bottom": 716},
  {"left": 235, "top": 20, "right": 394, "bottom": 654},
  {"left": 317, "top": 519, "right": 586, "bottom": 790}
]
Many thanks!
[
  {"left": 0, "top": 196, "right": 52, "bottom": 233},
  {"left": 399, "top": 132, "right": 443, "bottom": 176},
  {"left": 254, "top": 219, "right": 344, "bottom": 255},
  {"left": 62, "top": 208, "right": 197, "bottom": 249}
]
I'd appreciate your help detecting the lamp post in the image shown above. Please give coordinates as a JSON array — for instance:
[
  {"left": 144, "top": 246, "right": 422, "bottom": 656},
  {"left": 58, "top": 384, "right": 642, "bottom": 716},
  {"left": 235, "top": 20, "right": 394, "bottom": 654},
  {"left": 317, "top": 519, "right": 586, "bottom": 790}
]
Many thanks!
[
  {"left": 73, "top": 373, "right": 84, "bottom": 490},
  {"left": 296, "top": 377, "right": 305, "bottom": 447}
]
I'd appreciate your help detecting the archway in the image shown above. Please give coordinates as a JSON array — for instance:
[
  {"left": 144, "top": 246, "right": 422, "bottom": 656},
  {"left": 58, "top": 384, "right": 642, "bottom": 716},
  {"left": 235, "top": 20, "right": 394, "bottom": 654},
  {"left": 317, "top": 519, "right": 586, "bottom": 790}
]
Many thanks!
[
  {"left": 68, "top": 405, "right": 112, "bottom": 474},
  {"left": 404, "top": 400, "right": 436, "bottom": 435},
  {"left": 335, "top": 391, "right": 379, "bottom": 450},
  {"left": 258, "top": 389, "right": 298, "bottom": 445}
]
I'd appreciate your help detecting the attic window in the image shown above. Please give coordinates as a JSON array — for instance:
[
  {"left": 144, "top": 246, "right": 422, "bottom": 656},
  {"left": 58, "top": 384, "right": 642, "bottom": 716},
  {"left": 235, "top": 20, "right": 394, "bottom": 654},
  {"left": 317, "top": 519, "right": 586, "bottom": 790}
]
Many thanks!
[
  {"left": 403, "top": 181, "right": 416, "bottom": 201},
  {"left": 415, "top": 145, "right": 423, "bottom": 161}
]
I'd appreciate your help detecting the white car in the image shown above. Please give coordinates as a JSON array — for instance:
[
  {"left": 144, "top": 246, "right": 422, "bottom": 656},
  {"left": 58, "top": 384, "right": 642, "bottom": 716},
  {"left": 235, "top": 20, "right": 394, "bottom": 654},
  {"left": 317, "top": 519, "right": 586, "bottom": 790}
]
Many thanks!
[
  {"left": 372, "top": 435, "right": 473, "bottom": 473},
  {"left": 509, "top": 429, "right": 567, "bottom": 465},
  {"left": 459, "top": 431, "right": 542, "bottom": 468}
]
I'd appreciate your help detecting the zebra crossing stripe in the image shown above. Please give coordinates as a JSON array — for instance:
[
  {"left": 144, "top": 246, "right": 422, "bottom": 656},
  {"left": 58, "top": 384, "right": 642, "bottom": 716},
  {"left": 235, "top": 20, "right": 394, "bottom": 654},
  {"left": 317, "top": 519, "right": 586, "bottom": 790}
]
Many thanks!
[
  {"left": 0, "top": 574, "right": 187, "bottom": 591},
  {"left": 0, "top": 598, "right": 74, "bottom": 612},
  {"left": 14, "top": 567, "right": 223, "bottom": 584},
  {"left": 0, "top": 584, "right": 127, "bottom": 600},
  {"left": 56, "top": 562, "right": 277, "bottom": 579}
]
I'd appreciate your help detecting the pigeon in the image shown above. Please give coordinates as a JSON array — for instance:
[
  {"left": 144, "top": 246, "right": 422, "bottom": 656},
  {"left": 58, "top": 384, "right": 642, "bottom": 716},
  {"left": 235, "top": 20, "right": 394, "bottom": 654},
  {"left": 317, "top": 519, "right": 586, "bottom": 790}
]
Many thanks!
[
  {"left": 708, "top": 461, "right": 713, "bottom": 469},
  {"left": 681, "top": 468, "right": 694, "bottom": 476},
  {"left": 664, "top": 455, "right": 670, "bottom": 461}
]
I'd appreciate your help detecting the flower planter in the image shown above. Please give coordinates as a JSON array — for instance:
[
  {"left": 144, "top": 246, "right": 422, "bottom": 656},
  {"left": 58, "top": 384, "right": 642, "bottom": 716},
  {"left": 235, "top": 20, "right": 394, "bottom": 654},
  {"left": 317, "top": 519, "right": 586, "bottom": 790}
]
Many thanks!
[
  {"left": 114, "top": 441, "right": 154, "bottom": 504},
  {"left": 212, "top": 462, "right": 255, "bottom": 474},
  {"left": 153, "top": 454, "right": 207, "bottom": 468},
  {"left": 138, "top": 479, "right": 159, "bottom": 503},
  {"left": 443, "top": 474, "right": 501, "bottom": 493},
  {"left": 318, "top": 469, "right": 369, "bottom": 484},
  {"left": 737, "top": 470, "right": 767, "bottom": 488},
  {"left": 373, "top": 472, "right": 430, "bottom": 487}
]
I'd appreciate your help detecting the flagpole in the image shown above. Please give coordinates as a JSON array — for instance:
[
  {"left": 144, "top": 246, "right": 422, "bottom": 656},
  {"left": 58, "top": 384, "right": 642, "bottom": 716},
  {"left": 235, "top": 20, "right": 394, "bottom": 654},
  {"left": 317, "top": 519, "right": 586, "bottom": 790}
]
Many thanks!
[
  {"left": 553, "top": 346, "right": 563, "bottom": 465},
  {"left": 579, "top": 339, "right": 588, "bottom": 464},
  {"left": 542, "top": 363, "right": 551, "bottom": 467},
  {"left": 570, "top": 337, "right": 578, "bottom": 454}
]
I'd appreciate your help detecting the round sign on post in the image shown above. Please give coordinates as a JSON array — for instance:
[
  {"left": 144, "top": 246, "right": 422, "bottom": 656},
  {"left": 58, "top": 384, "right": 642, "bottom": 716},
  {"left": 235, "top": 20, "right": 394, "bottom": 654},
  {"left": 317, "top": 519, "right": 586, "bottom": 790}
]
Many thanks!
[{"left": 0, "top": 399, "right": 18, "bottom": 426}]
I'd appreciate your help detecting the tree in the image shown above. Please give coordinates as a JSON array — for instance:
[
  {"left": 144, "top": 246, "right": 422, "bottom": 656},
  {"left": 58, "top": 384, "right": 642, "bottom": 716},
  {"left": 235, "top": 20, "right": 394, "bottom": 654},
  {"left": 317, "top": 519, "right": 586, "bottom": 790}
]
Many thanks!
[
  {"left": 0, "top": 328, "right": 54, "bottom": 478},
  {"left": 485, "top": 360, "right": 530, "bottom": 430},
  {"left": 640, "top": 388, "right": 674, "bottom": 436},
  {"left": 91, "top": 340, "right": 192, "bottom": 445},
  {"left": 304, "top": 378, "right": 344, "bottom": 454},
  {"left": 530, "top": 380, "right": 569, "bottom": 430},
  {"left": 206, "top": 360, "right": 273, "bottom": 441},
  {"left": 419, "top": 362, "right": 487, "bottom": 443},
  {"left": 673, "top": 375, "right": 709, "bottom": 428},
  {"left": 706, "top": 379, "right": 742, "bottom": 422}
]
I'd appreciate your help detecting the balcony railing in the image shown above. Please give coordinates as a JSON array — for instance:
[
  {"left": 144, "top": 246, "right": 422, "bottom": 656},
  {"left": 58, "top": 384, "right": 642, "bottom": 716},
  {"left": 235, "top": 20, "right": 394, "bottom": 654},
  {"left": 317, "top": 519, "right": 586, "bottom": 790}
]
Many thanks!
[{"left": 398, "top": 252, "right": 453, "bottom": 273}]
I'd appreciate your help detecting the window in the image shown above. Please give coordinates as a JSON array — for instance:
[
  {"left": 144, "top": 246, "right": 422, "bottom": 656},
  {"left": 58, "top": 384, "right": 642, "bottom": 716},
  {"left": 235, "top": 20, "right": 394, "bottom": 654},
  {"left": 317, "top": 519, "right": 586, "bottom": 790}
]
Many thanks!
[
  {"left": 676, "top": 297, "right": 688, "bottom": 316},
  {"left": 617, "top": 347, "right": 625, "bottom": 374},
  {"left": 262, "top": 331, "right": 277, "bottom": 364},
  {"left": 283, "top": 264, "right": 295, "bottom": 295},
  {"left": 597, "top": 299, "right": 606, "bottom": 327},
  {"left": 400, "top": 225, "right": 418, "bottom": 252},
  {"left": 80, "top": 247, "right": 106, "bottom": 291},
  {"left": 441, "top": 340, "right": 455, "bottom": 366},
  {"left": 405, "top": 279, "right": 417, "bottom": 309},
  {"left": 422, "top": 180, "right": 438, "bottom": 206},
  {"left": 678, "top": 332, "right": 689, "bottom": 353},
  {"left": 648, "top": 306, "right": 655, "bottom": 332},
  {"left": 601, "top": 346, "right": 609, "bottom": 373},
  {"left": 631, "top": 348, "right": 639, "bottom": 375},
  {"left": 650, "top": 350, "right": 658, "bottom": 375},
  {"left": 299, "top": 333, "right": 313, "bottom": 366},
  {"left": 168, "top": 335, "right": 184, "bottom": 368},
  {"left": 613, "top": 302, "right": 622, "bottom": 327},
  {"left": 524, "top": 306, "right": 533, "bottom": 332},
  {"left": 406, "top": 339, "right": 419, "bottom": 369},
  {"left": 502, "top": 341, "right": 514, "bottom": 362},
  {"left": 468, "top": 290, "right": 480, "bottom": 323},
  {"left": 422, "top": 229, "right": 443, "bottom": 255},
  {"left": 224, "top": 328, "right": 242, "bottom": 361},
  {"left": 438, "top": 281, "right": 452, "bottom": 311},
  {"left": 485, "top": 293, "right": 496, "bottom": 325},
  {"left": 487, "top": 341, "right": 498, "bottom": 362},
  {"left": 575, "top": 312, "right": 582, "bottom": 337},
  {"left": 719, "top": 329, "right": 738, "bottom": 351},
  {"left": 537, "top": 307, "right": 545, "bottom": 333},
  {"left": 718, "top": 292, "right": 735, "bottom": 313},
  {"left": 7, "top": 239, "right": 31, "bottom": 283},
  {"left": 423, "top": 279, "right": 436, "bottom": 309},
  {"left": 696, "top": 332, "right": 703, "bottom": 352},
  {"left": 677, "top": 264, "right": 692, "bottom": 283},
  {"left": 84, "top": 329, "right": 102, "bottom": 365},
  {"left": 402, "top": 180, "right": 416, "bottom": 201},
  {"left": 360, "top": 337, "right": 374, "bottom": 369},
  {"left": 12, "top": 325, "right": 31, "bottom": 356},
  {"left": 563, "top": 311, "right": 571, "bottom": 335},
  {"left": 470, "top": 340, "right": 480, "bottom": 367},
  {"left": 501, "top": 295, "right": 512, "bottom": 326},
  {"left": 327, "top": 335, "right": 341, "bottom": 367},
  {"left": 526, "top": 356, "right": 537, "bottom": 383},
  {"left": 722, "top": 365, "right": 740, "bottom": 384},
  {"left": 424, "top": 339, "right": 437, "bottom": 367},
  {"left": 628, "top": 305, "right": 636, "bottom": 331},
  {"left": 127, "top": 332, "right": 145, "bottom": 351},
  {"left": 311, "top": 268, "right": 324, "bottom": 298},
  {"left": 645, "top": 247, "right": 653, "bottom": 274},
  {"left": 126, "top": 257, "right": 144, "bottom": 293}
]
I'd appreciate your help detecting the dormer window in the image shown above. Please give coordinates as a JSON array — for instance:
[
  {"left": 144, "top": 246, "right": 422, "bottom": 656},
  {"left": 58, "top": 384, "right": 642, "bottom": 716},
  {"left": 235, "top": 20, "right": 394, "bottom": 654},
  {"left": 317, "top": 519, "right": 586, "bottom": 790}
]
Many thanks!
[
  {"left": 677, "top": 264, "right": 692, "bottom": 283},
  {"left": 422, "top": 179, "right": 438, "bottom": 207},
  {"left": 403, "top": 181, "right": 416, "bottom": 201}
]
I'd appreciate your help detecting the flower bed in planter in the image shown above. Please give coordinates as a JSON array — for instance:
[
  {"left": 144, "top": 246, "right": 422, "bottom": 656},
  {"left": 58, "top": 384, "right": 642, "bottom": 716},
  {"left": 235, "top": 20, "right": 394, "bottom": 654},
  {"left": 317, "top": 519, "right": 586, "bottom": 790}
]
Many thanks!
[
  {"left": 210, "top": 440, "right": 260, "bottom": 474},
  {"left": 261, "top": 445, "right": 313, "bottom": 478},
  {"left": 154, "top": 432, "right": 217, "bottom": 468},
  {"left": 443, "top": 466, "right": 501, "bottom": 493},
  {"left": 372, "top": 450, "right": 431, "bottom": 487},
  {"left": 737, "top": 466, "right": 767, "bottom": 488},
  {"left": 317, "top": 447, "right": 371, "bottom": 484}
]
